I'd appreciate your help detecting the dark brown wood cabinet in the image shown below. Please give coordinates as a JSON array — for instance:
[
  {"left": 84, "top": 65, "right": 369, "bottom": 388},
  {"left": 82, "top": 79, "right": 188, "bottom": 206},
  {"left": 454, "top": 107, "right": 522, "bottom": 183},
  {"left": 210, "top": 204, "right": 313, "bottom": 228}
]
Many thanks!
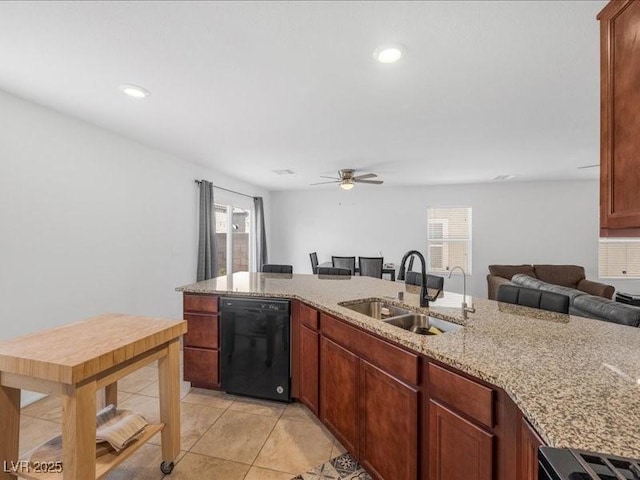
[
  {"left": 181, "top": 294, "right": 540, "bottom": 480},
  {"left": 518, "top": 416, "right": 544, "bottom": 480},
  {"left": 299, "top": 324, "right": 320, "bottom": 414},
  {"left": 320, "top": 314, "right": 421, "bottom": 480},
  {"left": 183, "top": 294, "right": 220, "bottom": 388},
  {"left": 428, "top": 400, "right": 494, "bottom": 480},
  {"left": 360, "top": 360, "right": 418, "bottom": 480},
  {"left": 320, "top": 336, "right": 360, "bottom": 455},
  {"left": 599, "top": 0, "right": 640, "bottom": 236}
]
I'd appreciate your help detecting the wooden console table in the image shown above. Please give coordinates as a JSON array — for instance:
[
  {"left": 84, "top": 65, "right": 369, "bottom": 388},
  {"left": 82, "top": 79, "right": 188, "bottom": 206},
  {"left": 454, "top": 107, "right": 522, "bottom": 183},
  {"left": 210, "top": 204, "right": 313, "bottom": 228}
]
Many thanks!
[{"left": 0, "top": 314, "right": 187, "bottom": 479}]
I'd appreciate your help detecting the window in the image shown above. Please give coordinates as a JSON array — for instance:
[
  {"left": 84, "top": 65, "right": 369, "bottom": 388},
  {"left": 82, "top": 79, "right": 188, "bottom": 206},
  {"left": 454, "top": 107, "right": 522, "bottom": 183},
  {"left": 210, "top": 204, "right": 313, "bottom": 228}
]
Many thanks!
[
  {"left": 427, "top": 207, "right": 472, "bottom": 274},
  {"left": 599, "top": 239, "right": 640, "bottom": 278},
  {"left": 214, "top": 203, "right": 252, "bottom": 276}
]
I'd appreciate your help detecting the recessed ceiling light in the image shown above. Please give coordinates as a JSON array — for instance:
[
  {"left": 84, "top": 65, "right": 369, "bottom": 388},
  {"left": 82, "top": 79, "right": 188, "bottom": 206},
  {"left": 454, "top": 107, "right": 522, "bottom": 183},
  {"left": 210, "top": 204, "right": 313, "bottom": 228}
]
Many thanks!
[
  {"left": 373, "top": 44, "right": 405, "bottom": 64},
  {"left": 272, "top": 169, "right": 297, "bottom": 176},
  {"left": 493, "top": 175, "right": 516, "bottom": 181},
  {"left": 119, "top": 84, "right": 150, "bottom": 99}
]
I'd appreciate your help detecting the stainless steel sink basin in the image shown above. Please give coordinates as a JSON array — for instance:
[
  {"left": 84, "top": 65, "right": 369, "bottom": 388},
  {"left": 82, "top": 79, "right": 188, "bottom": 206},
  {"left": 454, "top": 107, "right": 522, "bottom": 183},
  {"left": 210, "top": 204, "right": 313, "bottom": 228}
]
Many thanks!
[
  {"left": 340, "top": 300, "right": 412, "bottom": 320},
  {"left": 384, "top": 314, "right": 462, "bottom": 336}
]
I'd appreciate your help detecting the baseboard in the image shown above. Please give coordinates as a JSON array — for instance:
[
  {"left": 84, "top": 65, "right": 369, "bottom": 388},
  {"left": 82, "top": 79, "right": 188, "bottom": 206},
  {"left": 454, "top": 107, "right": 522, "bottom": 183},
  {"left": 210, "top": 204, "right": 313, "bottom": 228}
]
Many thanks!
[{"left": 20, "top": 391, "right": 47, "bottom": 408}]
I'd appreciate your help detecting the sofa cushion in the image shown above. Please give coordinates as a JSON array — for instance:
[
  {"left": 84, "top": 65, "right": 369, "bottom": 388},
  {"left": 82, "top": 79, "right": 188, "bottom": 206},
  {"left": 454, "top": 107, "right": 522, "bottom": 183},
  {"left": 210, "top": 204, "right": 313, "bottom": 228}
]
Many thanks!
[
  {"left": 573, "top": 295, "right": 640, "bottom": 327},
  {"left": 533, "top": 265, "right": 585, "bottom": 288},
  {"left": 511, "top": 274, "right": 548, "bottom": 290},
  {"left": 538, "top": 284, "right": 587, "bottom": 303},
  {"left": 511, "top": 274, "right": 586, "bottom": 302},
  {"left": 488, "top": 265, "right": 535, "bottom": 279}
]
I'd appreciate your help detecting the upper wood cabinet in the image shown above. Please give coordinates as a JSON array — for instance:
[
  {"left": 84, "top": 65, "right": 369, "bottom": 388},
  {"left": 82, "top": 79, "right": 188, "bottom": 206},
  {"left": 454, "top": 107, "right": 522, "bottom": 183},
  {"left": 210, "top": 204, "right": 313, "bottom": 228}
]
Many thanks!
[{"left": 599, "top": 0, "right": 640, "bottom": 236}]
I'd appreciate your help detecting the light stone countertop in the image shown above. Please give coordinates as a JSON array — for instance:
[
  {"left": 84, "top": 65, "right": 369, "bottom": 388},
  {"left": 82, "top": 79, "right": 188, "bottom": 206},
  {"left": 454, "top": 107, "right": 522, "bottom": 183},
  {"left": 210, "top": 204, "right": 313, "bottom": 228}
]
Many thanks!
[{"left": 176, "top": 272, "right": 640, "bottom": 459}]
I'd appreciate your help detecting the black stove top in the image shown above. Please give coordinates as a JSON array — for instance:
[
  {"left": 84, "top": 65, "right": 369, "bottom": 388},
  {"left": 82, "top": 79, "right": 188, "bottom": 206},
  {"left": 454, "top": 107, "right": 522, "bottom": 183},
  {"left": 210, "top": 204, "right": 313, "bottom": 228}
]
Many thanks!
[{"left": 539, "top": 447, "right": 640, "bottom": 480}]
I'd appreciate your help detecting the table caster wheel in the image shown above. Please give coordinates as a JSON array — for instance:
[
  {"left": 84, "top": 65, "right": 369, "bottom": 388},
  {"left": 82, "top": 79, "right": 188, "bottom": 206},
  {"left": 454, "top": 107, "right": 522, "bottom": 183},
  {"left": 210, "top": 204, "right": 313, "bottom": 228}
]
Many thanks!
[{"left": 160, "top": 461, "right": 174, "bottom": 474}]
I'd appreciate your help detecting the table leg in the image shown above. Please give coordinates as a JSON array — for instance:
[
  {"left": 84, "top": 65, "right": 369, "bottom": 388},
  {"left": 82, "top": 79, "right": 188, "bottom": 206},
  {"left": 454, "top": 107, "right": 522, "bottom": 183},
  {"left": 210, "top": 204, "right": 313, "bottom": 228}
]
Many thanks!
[
  {"left": 62, "top": 380, "right": 96, "bottom": 480},
  {"left": 0, "top": 384, "right": 20, "bottom": 480},
  {"left": 158, "top": 339, "right": 181, "bottom": 465},
  {"left": 104, "top": 383, "right": 118, "bottom": 408}
]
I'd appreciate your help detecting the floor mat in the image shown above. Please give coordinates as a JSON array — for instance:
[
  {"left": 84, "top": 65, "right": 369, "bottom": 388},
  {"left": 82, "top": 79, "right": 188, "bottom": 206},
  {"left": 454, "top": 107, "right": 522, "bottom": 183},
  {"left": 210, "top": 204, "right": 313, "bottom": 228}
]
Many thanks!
[{"left": 291, "top": 453, "right": 372, "bottom": 480}]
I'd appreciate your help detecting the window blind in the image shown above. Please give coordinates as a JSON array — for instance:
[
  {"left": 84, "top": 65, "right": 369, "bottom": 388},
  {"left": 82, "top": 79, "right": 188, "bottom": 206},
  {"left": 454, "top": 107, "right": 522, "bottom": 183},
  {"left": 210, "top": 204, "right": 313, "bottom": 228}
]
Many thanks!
[
  {"left": 599, "top": 240, "right": 640, "bottom": 278},
  {"left": 427, "top": 207, "right": 472, "bottom": 273}
]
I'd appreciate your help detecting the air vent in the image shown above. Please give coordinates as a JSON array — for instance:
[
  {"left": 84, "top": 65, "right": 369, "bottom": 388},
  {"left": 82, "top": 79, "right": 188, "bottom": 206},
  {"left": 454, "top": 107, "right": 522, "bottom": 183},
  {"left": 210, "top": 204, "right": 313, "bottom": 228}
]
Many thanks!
[
  {"left": 272, "top": 169, "right": 296, "bottom": 175},
  {"left": 493, "top": 175, "right": 516, "bottom": 181}
]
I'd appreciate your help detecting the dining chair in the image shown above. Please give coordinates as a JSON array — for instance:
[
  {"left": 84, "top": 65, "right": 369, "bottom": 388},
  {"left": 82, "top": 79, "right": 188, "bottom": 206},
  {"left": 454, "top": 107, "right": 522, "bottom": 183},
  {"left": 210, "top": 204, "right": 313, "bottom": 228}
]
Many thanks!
[
  {"left": 497, "top": 285, "right": 569, "bottom": 314},
  {"left": 317, "top": 267, "right": 352, "bottom": 276},
  {"left": 309, "top": 252, "right": 319, "bottom": 274},
  {"left": 358, "top": 257, "right": 383, "bottom": 279},
  {"left": 332, "top": 256, "right": 356, "bottom": 275},
  {"left": 405, "top": 271, "right": 445, "bottom": 291},
  {"left": 262, "top": 264, "right": 293, "bottom": 274}
]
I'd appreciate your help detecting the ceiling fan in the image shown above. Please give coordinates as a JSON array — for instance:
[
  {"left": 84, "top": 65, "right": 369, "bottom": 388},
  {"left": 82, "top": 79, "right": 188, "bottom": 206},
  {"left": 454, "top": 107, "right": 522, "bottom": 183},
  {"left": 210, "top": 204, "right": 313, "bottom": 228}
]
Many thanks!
[{"left": 310, "top": 169, "right": 384, "bottom": 190}]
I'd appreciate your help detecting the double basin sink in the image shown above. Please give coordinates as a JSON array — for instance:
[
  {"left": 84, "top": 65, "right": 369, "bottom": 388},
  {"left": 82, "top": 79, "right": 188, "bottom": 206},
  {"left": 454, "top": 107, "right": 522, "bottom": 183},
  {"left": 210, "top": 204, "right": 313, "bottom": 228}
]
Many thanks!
[{"left": 339, "top": 299, "right": 462, "bottom": 336}]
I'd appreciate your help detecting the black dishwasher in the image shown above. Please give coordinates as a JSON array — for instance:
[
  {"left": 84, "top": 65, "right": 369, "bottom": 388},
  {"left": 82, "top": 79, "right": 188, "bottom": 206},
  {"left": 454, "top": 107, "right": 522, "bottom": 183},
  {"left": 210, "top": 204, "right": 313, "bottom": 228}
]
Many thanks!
[{"left": 220, "top": 297, "right": 291, "bottom": 402}]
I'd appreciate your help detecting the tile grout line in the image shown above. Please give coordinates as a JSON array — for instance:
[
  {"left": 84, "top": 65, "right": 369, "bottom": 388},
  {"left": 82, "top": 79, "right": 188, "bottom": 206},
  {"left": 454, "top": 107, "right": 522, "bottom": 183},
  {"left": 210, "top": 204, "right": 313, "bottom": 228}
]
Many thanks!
[{"left": 243, "top": 401, "right": 288, "bottom": 478}]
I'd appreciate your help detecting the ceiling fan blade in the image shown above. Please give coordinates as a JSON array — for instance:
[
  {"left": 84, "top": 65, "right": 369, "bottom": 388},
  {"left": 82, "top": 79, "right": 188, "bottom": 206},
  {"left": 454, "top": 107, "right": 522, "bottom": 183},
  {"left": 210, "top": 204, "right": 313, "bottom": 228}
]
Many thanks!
[
  {"left": 353, "top": 179, "right": 384, "bottom": 185},
  {"left": 319, "top": 175, "right": 340, "bottom": 180},
  {"left": 310, "top": 180, "right": 340, "bottom": 185},
  {"left": 353, "top": 173, "right": 377, "bottom": 180}
]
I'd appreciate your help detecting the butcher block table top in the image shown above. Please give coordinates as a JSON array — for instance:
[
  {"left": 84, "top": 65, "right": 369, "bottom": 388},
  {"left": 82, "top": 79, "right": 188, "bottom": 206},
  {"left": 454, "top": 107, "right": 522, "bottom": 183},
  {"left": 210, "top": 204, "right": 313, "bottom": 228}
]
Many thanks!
[
  {"left": 0, "top": 313, "right": 187, "bottom": 384},
  {"left": 0, "top": 314, "right": 187, "bottom": 480}
]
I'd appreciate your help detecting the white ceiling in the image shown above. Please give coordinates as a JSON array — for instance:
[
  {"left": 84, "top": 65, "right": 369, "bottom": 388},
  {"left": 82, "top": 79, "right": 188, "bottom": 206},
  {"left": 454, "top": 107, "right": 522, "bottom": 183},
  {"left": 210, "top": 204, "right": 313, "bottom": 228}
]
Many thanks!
[{"left": 0, "top": 1, "right": 606, "bottom": 190}]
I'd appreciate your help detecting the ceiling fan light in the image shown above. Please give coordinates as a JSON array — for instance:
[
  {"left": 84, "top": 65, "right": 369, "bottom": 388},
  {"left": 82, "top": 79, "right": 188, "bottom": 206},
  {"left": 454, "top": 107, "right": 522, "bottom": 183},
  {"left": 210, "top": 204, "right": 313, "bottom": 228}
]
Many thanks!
[{"left": 340, "top": 180, "right": 354, "bottom": 190}]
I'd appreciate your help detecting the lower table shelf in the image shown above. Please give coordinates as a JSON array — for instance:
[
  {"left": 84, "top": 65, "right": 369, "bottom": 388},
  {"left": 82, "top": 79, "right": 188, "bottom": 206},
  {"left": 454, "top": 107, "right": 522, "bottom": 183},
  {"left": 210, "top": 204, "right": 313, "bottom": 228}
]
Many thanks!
[{"left": 14, "top": 423, "right": 165, "bottom": 480}]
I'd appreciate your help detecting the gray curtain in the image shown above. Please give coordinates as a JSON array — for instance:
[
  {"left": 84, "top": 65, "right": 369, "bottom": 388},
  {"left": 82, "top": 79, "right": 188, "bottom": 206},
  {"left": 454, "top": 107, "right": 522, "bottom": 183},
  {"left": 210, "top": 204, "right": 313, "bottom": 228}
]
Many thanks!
[
  {"left": 197, "top": 180, "right": 218, "bottom": 281},
  {"left": 254, "top": 196, "right": 268, "bottom": 269}
]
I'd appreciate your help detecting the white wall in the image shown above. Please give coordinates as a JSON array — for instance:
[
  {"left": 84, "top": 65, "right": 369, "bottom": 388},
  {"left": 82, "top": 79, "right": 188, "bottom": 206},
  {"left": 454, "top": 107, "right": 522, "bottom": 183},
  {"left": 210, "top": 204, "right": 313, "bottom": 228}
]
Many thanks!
[
  {"left": 0, "top": 89, "right": 270, "bottom": 340},
  {"left": 270, "top": 181, "right": 640, "bottom": 298}
]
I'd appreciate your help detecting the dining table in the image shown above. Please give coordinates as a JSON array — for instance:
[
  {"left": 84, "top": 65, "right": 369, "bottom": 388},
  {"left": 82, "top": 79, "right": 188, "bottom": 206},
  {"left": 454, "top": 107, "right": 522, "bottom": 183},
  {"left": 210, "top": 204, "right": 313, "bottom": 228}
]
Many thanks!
[{"left": 318, "top": 261, "right": 396, "bottom": 281}]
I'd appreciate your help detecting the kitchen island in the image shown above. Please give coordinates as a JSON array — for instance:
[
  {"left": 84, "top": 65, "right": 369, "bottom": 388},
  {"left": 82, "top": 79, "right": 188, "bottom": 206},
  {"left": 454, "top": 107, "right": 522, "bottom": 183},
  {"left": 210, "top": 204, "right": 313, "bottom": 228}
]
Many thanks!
[{"left": 176, "top": 272, "right": 640, "bottom": 479}]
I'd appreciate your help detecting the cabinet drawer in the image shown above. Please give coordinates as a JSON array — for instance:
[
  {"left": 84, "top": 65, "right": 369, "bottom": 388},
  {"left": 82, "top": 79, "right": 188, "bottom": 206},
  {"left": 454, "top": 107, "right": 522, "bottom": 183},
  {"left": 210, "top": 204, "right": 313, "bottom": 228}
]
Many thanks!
[
  {"left": 299, "top": 302, "right": 319, "bottom": 330},
  {"left": 184, "top": 314, "right": 219, "bottom": 349},
  {"left": 428, "top": 363, "right": 494, "bottom": 428},
  {"left": 184, "top": 347, "right": 219, "bottom": 385},
  {"left": 184, "top": 294, "right": 218, "bottom": 313},
  {"left": 321, "top": 314, "right": 418, "bottom": 385}
]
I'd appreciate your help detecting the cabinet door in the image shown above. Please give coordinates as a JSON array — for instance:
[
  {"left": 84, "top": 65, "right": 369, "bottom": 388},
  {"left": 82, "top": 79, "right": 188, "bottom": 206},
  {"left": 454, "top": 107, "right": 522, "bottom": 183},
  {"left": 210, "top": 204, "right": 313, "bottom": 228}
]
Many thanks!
[
  {"left": 429, "top": 400, "right": 494, "bottom": 480},
  {"left": 360, "top": 360, "right": 418, "bottom": 480},
  {"left": 320, "top": 337, "right": 360, "bottom": 456},
  {"left": 599, "top": 0, "right": 640, "bottom": 233},
  {"left": 518, "top": 417, "right": 543, "bottom": 480},
  {"left": 184, "top": 347, "right": 219, "bottom": 387},
  {"left": 299, "top": 324, "right": 319, "bottom": 414}
]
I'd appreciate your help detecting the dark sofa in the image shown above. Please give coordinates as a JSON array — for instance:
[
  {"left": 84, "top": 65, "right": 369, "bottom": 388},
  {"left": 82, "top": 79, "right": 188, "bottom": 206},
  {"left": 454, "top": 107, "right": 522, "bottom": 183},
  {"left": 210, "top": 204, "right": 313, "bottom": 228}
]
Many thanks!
[
  {"left": 487, "top": 264, "right": 614, "bottom": 301},
  {"left": 511, "top": 274, "right": 640, "bottom": 327},
  {"left": 487, "top": 265, "right": 640, "bottom": 327},
  {"left": 486, "top": 264, "right": 640, "bottom": 327}
]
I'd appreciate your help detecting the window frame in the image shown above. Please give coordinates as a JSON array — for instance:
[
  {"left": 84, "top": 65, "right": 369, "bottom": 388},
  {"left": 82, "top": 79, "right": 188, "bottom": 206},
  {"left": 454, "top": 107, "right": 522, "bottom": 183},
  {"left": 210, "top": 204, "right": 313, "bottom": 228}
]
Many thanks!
[
  {"left": 598, "top": 238, "right": 640, "bottom": 279},
  {"left": 426, "top": 206, "right": 472, "bottom": 275}
]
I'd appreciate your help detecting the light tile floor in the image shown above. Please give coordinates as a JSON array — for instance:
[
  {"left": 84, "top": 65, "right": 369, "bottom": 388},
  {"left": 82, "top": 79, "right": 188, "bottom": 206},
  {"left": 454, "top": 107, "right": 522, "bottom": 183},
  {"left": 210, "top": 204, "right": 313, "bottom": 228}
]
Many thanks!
[{"left": 19, "top": 362, "right": 345, "bottom": 480}]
